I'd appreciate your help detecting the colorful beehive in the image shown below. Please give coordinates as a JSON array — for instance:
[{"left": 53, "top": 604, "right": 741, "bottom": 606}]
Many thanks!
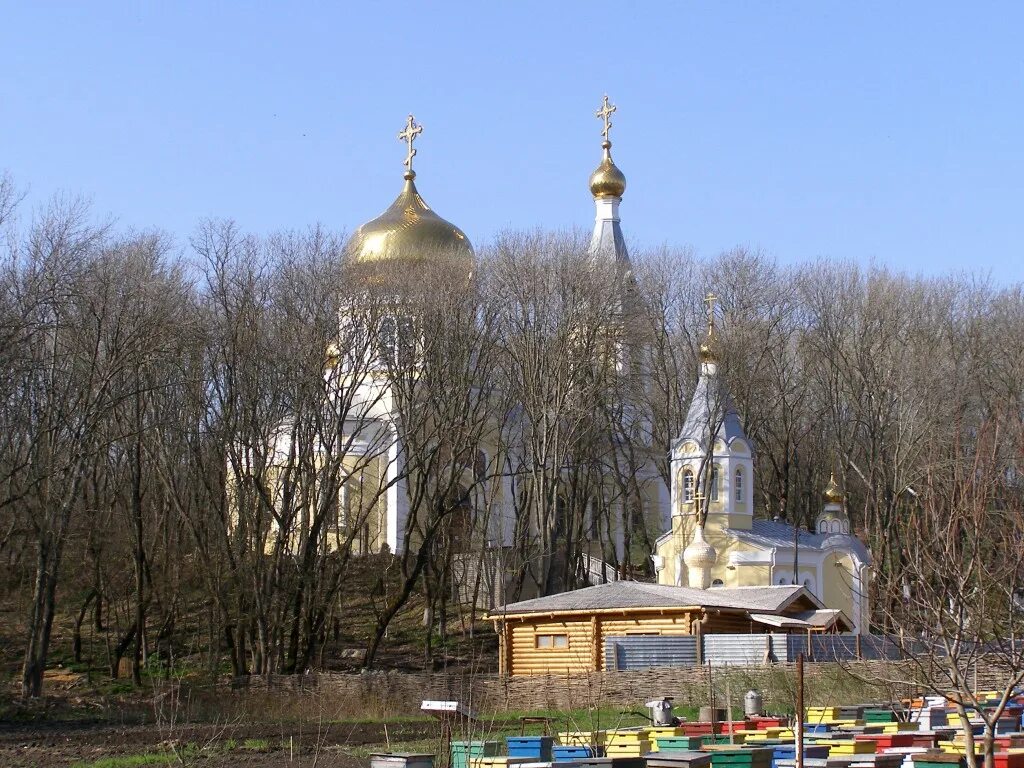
[
  {"left": 909, "top": 750, "right": 967, "bottom": 768},
  {"left": 507, "top": 737, "right": 555, "bottom": 762},
  {"left": 715, "top": 723, "right": 753, "bottom": 735},
  {"left": 371, "top": 755, "right": 436, "bottom": 768},
  {"left": 553, "top": 746, "right": 596, "bottom": 763},
  {"left": 817, "top": 738, "right": 877, "bottom": 755},
  {"left": 705, "top": 746, "right": 773, "bottom": 768},
  {"left": 752, "top": 719, "right": 788, "bottom": 730},
  {"left": 656, "top": 737, "right": 706, "bottom": 753},
  {"left": 645, "top": 753, "right": 714, "bottom": 768},
  {"left": 559, "top": 732, "right": 608, "bottom": 748},
  {"left": 647, "top": 728, "right": 688, "bottom": 752},
  {"left": 881, "top": 723, "right": 922, "bottom": 734},
  {"left": 603, "top": 730, "right": 652, "bottom": 757},
  {"left": 808, "top": 708, "right": 842, "bottom": 723},
  {"left": 452, "top": 742, "right": 502, "bottom": 768},
  {"left": 856, "top": 734, "right": 918, "bottom": 750},
  {"left": 701, "top": 734, "right": 748, "bottom": 746},
  {"left": 572, "top": 756, "right": 646, "bottom": 768},
  {"left": 770, "top": 744, "right": 830, "bottom": 768}
]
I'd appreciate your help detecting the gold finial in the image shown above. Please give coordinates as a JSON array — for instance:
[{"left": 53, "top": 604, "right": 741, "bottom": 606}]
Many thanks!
[
  {"left": 397, "top": 114, "right": 423, "bottom": 178},
  {"left": 824, "top": 472, "right": 844, "bottom": 504},
  {"left": 699, "top": 292, "right": 720, "bottom": 364},
  {"left": 704, "top": 292, "right": 719, "bottom": 334},
  {"left": 596, "top": 94, "right": 617, "bottom": 142}
]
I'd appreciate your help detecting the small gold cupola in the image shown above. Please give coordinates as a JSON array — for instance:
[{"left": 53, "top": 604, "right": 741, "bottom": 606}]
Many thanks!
[
  {"left": 347, "top": 114, "right": 473, "bottom": 280},
  {"left": 823, "top": 472, "right": 845, "bottom": 505},
  {"left": 589, "top": 95, "right": 627, "bottom": 200}
]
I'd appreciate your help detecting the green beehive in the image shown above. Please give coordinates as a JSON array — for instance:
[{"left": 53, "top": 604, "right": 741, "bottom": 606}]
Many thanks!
[{"left": 451, "top": 741, "right": 501, "bottom": 768}]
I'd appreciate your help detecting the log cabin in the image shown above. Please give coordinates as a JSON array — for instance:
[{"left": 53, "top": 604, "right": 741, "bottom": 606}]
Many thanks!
[{"left": 488, "top": 581, "right": 849, "bottom": 676}]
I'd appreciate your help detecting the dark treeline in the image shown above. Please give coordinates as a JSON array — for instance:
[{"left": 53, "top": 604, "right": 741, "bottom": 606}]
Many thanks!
[{"left": 2, "top": 178, "right": 1022, "bottom": 699}]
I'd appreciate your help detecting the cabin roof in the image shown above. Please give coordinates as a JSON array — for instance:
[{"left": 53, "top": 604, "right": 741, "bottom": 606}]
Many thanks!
[
  {"left": 749, "top": 608, "right": 851, "bottom": 631},
  {"left": 488, "top": 581, "right": 823, "bottom": 619}
]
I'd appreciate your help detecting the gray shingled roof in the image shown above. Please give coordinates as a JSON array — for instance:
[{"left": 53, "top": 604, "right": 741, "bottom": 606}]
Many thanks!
[
  {"left": 733, "top": 520, "right": 871, "bottom": 562},
  {"left": 675, "top": 371, "right": 747, "bottom": 449},
  {"left": 490, "top": 581, "right": 821, "bottom": 617}
]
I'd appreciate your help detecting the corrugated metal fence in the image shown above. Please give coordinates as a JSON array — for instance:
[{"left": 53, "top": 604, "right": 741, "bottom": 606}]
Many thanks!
[
  {"left": 605, "top": 636, "right": 699, "bottom": 671},
  {"left": 604, "top": 633, "right": 901, "bottom": 670}
]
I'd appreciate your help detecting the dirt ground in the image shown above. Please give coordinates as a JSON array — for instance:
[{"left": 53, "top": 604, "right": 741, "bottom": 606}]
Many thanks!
[{"left": 0, "top": 718, "right": 442, "bottom": 768}]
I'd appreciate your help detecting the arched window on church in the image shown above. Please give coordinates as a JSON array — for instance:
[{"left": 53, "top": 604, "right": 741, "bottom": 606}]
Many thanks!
[
  {"left": 683, "top": 469, "right": 695, "bottom": 503},
  {"left": 710, "top": 466, "right": 720, "bottom": 502},
  {"left": 735, "top": 467, "right": 744, "bottom": 502}
]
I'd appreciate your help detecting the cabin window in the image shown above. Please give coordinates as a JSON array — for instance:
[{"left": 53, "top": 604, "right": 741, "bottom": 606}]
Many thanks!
[
  {"left": 710, "top": 466, "right": 720, "bottom": 501},
  {"left": 735, "top": 468, "right": 743, "bottom": 502},
  {"left": 683, "top": 469, "right": 695, "bottom": 502},
  {"left": 535, "top": 633, "right": 568, "bottom": 649}
]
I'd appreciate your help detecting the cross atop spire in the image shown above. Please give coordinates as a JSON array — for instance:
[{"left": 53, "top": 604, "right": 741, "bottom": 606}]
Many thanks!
[
  {"left": 704, "top": 292, "right": 719, "bottom": 334},
  {"left": 595, "top": 94, "right": 617, "bottom": 142},
  {"left": 397, "top": 114, "right": 423, "bottom": 175}
]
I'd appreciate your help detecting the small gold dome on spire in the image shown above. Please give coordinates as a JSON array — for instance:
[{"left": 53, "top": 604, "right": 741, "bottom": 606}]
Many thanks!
[
  {"left": 824, "top": 473, "right": 844, "bottom": 504},
  {"left": 589, "top": 95, "right": 626, "bottom": 199},
  {"left": 590, "top": 141, "right": 627, "bottom": 199}
]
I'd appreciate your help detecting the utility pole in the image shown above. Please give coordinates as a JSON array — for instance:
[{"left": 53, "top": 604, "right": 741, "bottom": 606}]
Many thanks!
[{"left": 795, "top": 653, "right": 805, "bottom": 768}]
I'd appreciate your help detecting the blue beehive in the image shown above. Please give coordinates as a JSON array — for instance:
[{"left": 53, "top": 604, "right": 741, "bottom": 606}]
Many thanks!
[
  {"left": 554, "top": 746, "right": 596, "bottom": 762},
  {"left": 507, "top": 737, "right": 555, "bottom": 761},
  {"left": 771, "top": 745, "right": 829, "bottom": 768}
]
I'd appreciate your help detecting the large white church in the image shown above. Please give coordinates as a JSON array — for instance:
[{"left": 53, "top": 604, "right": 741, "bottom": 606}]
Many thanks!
[{"left": 260, "top": 99, "right": 872, "bottom": 632}]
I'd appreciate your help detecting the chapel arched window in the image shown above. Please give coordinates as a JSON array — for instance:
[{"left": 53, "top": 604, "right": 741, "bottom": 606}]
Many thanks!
[
  {"left": 735, "top": 467, "right": 744, "bottom": 502},
  {"left": 683, "top": 469, "right": 695, "bottom": 503}
]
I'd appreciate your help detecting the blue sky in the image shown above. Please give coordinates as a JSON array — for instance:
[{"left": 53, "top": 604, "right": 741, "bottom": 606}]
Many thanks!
[{"left": 2, "top": 2, "right": 1022, "bottom": 280}]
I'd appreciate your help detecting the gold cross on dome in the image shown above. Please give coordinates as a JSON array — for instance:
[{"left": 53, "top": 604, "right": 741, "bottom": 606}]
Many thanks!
[
  {"left": 704, "top": 292, "right": 719, "bottom": 331},
  {"left": 595, "top": 94, "right": 617, "bottom": 141},
  {"left": 397, "top": 114, "right": 423, "bottom": 172}
]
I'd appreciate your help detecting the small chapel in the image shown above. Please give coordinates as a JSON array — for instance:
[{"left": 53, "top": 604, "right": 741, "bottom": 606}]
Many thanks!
[{"left": 649, "top": 308, "right": 872, "bottom": 632}]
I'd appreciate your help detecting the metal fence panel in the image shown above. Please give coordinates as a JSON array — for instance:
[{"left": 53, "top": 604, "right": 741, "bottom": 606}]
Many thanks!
[
  {"left": 703, "top": 634, "right": 784, "bottom": 666},
  {"left": 604, "top": 635, "right": 699, "bottom": 671}
]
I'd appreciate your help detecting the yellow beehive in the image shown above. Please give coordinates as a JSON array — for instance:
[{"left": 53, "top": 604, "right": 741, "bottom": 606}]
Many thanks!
[
  {"left": 808, "top": 708, "right": 842, "bottom": 722},
  {"left": 881, "top": 722, "right": 920, "bottom": 733},
  {"left": 558, "top": 731, "right": 607, "bottom": 747},
  {"left": 821, "top": 741, "right": 877, "bottom": 755},
  {"left": 604, "top": 744, "right": 651, "bottom": 757},
  {"left": 604, "top": 729, "right": 651, "bottom": 756}
]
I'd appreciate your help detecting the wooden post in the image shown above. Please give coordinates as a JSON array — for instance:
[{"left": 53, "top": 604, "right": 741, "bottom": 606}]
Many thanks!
[
  {"left": 708, "top": 660, "right": 716, "bottom": 734},
  {"left": 796, "top": 652, "right": 805, "bottom": 768},
  {"left": 855, "top": 633, "right": 862, "bottom": 661},
  {"left": 695, "top": 612, "right": 704, "bottom": 665},
  {"left": 726, "top": 672, "right": 734, "bottom": 744},
  {"left": 591, "top": 616, "right": 601, "bottom": 671}
]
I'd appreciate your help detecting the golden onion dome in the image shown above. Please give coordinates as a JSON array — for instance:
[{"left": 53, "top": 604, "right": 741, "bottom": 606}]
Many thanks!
[
  {"left": 823, "top": 473, "right": 844, "bottom": 504},
  {"left": 699, "top": 328, "right": 719, "bottom": 364},
  {"left": 589, "top": 140, "right": 627, "bottom": 199},
  {"left": 347, "top": 170, "right": 473, "bottom": 277}
]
